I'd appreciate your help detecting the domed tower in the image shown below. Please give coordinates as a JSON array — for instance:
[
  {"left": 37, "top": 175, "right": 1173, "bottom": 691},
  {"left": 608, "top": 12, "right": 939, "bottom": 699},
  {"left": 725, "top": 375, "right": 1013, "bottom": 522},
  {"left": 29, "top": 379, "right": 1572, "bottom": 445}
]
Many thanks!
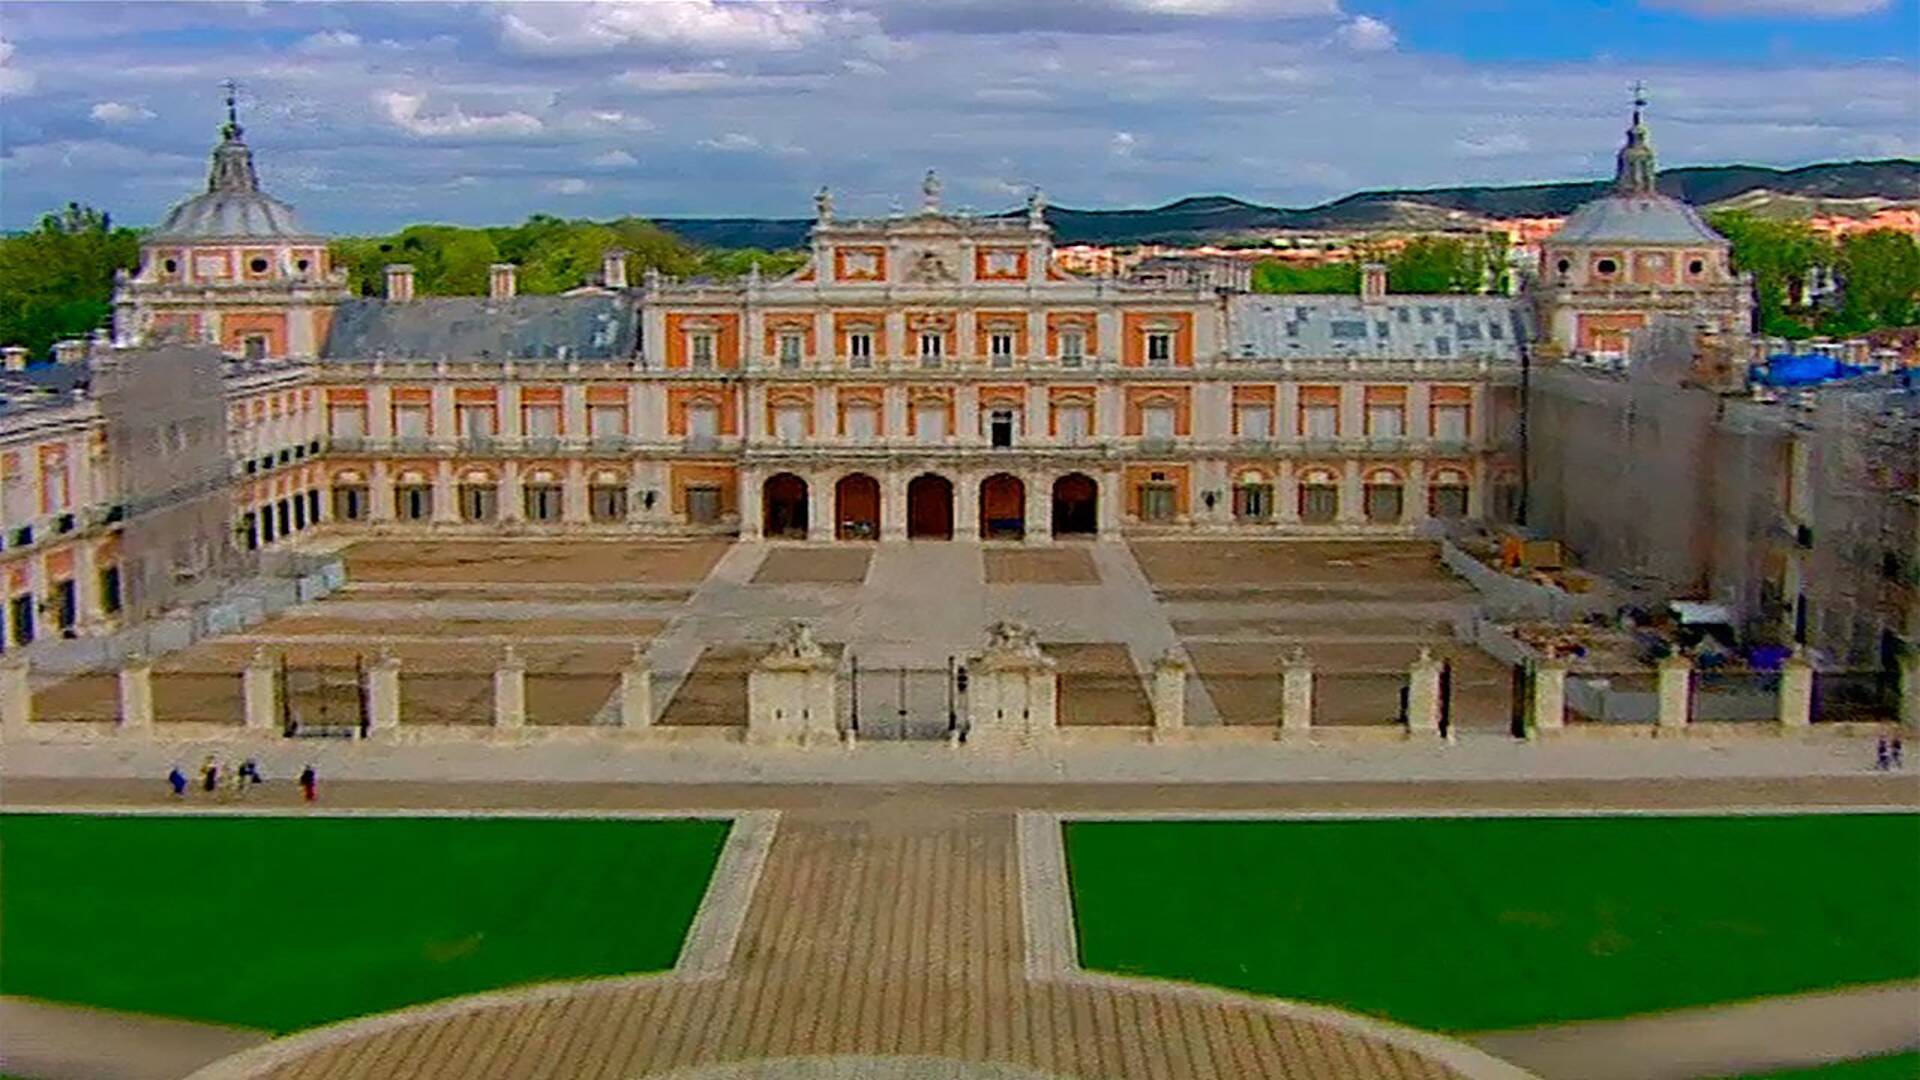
[
  {"left": 113, "top": 84, "right": 347, "bottom": 359},
  {"left": 1535, "top": 91, "right": 1752, "bottom": 359}
]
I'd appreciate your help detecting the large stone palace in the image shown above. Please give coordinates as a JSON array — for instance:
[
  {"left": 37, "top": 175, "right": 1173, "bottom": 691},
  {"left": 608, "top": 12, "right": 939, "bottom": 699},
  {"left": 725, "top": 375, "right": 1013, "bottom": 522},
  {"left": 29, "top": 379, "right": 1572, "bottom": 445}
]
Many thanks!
[{"left": 0, "top": 94, "right": 1753, "bottom": 648}]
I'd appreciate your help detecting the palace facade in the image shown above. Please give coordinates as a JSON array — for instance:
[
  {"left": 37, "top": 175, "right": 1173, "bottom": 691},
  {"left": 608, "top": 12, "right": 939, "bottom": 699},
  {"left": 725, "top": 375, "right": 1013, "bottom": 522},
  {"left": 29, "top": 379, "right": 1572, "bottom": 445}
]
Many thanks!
[{"left": 0, "top": 95, "right": 1751, "bottom": 648}]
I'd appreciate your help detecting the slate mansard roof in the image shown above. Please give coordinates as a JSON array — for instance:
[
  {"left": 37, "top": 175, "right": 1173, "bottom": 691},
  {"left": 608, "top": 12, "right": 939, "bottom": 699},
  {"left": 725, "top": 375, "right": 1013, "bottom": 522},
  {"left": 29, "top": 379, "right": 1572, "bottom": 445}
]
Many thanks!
[
  {"left": 1227, "top": 295, "right": 1530, "bottom": 363},
  {"left": 320, "top": 295, "right": 639, "bottom": 363},
  {"left": 1550, "top": 195, "right": 1726, "bottom": 248}
]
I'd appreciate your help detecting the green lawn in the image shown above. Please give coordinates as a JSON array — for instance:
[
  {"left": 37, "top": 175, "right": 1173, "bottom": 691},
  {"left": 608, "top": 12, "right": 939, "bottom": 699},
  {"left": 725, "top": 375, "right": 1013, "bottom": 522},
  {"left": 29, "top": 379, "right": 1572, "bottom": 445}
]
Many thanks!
[
  {"left": 1725, "top": 1053, "right": 1920, "bottom": 1079},
  {"left": 0, "top": 812, "right": 730, "bottom": 1032},
  {"left": 1066, "top": 814, "right": 1920, "bottom": 1033}
]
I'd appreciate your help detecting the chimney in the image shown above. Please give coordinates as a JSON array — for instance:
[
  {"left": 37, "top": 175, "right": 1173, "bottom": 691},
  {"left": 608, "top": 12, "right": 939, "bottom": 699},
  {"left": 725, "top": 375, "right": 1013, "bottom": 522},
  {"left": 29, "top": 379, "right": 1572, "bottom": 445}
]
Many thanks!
[
  {"left": 489, "top": 263, "right": 518, "bottom": 301},
  {"left": 385, "top": 263, "right": 416, "bottom": 303},
  {"left": 53, "top": 338, "right": 88, "bottom": 365},
  {"left": 1361, "top": 262, "right": 1388, "bottom": 303},
  {"left": 602, "top": 249, "right": 629, "bottom": 290},
  {"left": 2, "top": 346, "right": 27, "bottom": 372}
]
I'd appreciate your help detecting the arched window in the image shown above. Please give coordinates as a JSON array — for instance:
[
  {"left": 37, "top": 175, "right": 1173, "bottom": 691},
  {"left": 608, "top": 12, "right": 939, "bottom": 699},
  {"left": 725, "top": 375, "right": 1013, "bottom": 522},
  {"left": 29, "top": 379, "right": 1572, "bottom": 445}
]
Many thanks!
[
  {"left": 1232, "top": 468, "right": 1272, "bottom": 522},
  {"left": 1428, "top": 468, "right": 1470, "bottom": 519},
  {"left": 1299, "top": 467, "right": 1339, "bottom": 523},
  {"left": 1363, "top": 467, "right": 1403, "bottom": 523}
]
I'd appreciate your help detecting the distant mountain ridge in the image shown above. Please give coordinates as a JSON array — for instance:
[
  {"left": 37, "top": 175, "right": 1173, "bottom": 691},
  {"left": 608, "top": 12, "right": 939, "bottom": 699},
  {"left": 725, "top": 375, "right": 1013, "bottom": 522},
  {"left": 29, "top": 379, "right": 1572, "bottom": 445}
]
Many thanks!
[{"left": 655, "top": 159, "right": 1920, "bottom": 249}]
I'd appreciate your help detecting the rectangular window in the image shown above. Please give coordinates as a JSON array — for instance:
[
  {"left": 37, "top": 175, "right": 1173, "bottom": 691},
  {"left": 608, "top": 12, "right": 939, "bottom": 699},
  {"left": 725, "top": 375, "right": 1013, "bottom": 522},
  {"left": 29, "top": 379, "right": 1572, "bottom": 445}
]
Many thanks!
[
  {"left": 847, "top": 332, "right": 874, "bottom": 368},
  {"left": 458, "top": 406, "right": 496, "bottom": 438},
  {"left": 1301, "top": 485, "right": 1338, "bottom": 523},
  {"left": 1430, "top": 484, "right": 1469, "bottom": 519},
  {"left": 1365, "top": 484, "right": 1404, "bottom": 523},
  {"left": 589, "top": 405, "right": 626, "bottom": 438},
  {"left": 685, "top": 486, "right": 722, "bottom": 524},
  {"left": 914, "top": 403, "right": 948, "bottom": 444},
  {"left": 100, "top": 565, "right": 122, "bottom": 616},
  {"left": 919, "top": 332, "right": 944, "bottom": 368},
  {"left": 328, "top": 406, "right": 366, "bottom": 439},
  {"left": 1367, "top": 405, "right": 1405, "bottom": 438},
  {"left": 1139, "top": 485, "right": 1176, "bottom": 522},
  {"left": 332, "top": 486, "right": 368, "bottom": 522},
  {"left": 396, "top": 484, "right": 432, "bottom": 522},
  {"left": 687, "top": 403, "right": 720, "bottom": 440},
  {"left": 989, "top": 331, "right": 1015, "bottom": 368},
  {"left": 590, "top": 484, "right": 628, "bottom": 523},
  {"left": 844, "top": 404, "right": 879, "bottom": 442},
  {"left": 689, "top": 332, "right": 715, "bottom": 369},
  {"left": 1146, "top": 332, "right": 1173, "bottom": 367},
  {"left": 774, "top": 405, "right": 808, "bottom": 443},
  {"left": 778, "top": 333, "right": 804, "bottom": 370},
  {"left": 1302, "top": 404, "right": 1339, "bottom": 440},
  {"left": 307, "top": 489, "right": 320, "bottom": 524},
  {"left": 523, "top": 405, "right": 560, "bottom": 439},
  {"left": 292, "top": 493, "right": 307, "bottom": 530},
  {"left": 988, "top": 409, "right": 1017, "bottom": 449},
  {"left": 1141, "top": 405, "right": 1176, "bottom": 441},
  {"left": 1234, "top": 404, "right": 1272, "bottom": 439},
  {"left": 277, "top": 499, "right": 291, "bottom": 537},
  {"left": 11, "top": 593, "right": 33, "bottom": 647},
  {"left": 1059, "top": 330, "right": 1085, "bottom": 366},
  {"left": 1433, "top": 404, "right": 1470, "bottom": 442},
  {"left": 242, "top": 511, "right": 259, "bottom": 551},
  {"left": 525, "top": 485, "right": 562, "bottom": 522},
  {"left": 1234, "top": 485, "right": 1273, "bottom": 521},
  {"left": 40, "top": 466, "right": 67, "bottom": 514},
  {"left": 243, "top": 334, "right": 268, "bottom": 361},
  {"left": 460, "top": 484, "right": 498, "bottom": 523},
  {"left": 1057, "top": 404, "right": 1091, "bottom": 445},
  {"left": 393, "top": 405, "right": 429, "bottom": 440}
]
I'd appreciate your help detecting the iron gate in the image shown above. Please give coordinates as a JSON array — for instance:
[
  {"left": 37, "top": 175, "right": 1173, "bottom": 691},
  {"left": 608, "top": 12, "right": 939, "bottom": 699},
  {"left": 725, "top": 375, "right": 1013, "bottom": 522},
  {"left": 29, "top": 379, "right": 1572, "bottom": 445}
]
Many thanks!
[
  {"left": 279, "top": 655, "right": 369, "bottom": 738},
  {"left": 846, "top": 655, "right": 967, "bottom": 741}
]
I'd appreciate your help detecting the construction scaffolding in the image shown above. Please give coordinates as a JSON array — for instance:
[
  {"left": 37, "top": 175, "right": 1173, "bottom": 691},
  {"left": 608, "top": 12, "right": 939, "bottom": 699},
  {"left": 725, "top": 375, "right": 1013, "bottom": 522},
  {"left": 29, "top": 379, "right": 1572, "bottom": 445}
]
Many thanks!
[{"left": 1528, "top": 318, "right": 1917, "bottom": 665}]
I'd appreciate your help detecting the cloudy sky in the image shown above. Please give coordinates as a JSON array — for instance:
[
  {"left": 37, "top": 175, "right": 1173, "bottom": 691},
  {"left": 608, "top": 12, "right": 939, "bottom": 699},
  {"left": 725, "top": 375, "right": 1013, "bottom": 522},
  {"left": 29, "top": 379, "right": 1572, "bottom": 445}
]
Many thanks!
[{"left": 1, "top": 0, "right": 1915, "bottom": 234}]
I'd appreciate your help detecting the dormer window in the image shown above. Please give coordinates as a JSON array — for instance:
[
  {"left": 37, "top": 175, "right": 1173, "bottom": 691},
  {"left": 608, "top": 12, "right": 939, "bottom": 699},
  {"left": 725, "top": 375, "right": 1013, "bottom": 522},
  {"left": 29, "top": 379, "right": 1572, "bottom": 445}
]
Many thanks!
[
  {"left": 163, "top": 258, "right": 179, "bottom": 275},
  {"left": 1596, "top": 258, "right": 1619, "bottom": 276},
  {"left": 1556, "top": 258, "right": 1571, "bottom": 275},
  {"left": 1688, "top": 258, "right": 1705, "bottom": 275},
  {"left": 249, "top": 257, "right": 270, "bottom": 274}
]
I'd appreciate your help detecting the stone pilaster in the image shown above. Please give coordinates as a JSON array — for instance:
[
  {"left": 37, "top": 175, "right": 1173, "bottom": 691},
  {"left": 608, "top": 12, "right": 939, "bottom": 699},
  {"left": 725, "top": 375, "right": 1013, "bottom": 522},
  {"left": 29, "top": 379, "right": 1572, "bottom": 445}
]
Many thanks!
[
  {"left": 619, "top": 645, "right": 653, "bottom": 729},
  {"left": 494, "top": 646, "right": 526, "bottom": 729},
  {"left": 1281, "top": 648, "right": 1313, "bottom": 734},
  {"left": 366, "top": 652, "right": 401, "bottom": 736},
  {"left": 0, "top": 656, "right": 31, "bottom": 737},
  {"left": 243, "top": 647, "right": 278, "bottom": 733},
  {"left": 1777, "top": 649, "right": 1813, "bottom": 730},
  {"left": 1150, "top": 648, "right": 1189, "bottom": 741},
  {"left": 966, "top": 620, "right": 1058, "bottom": 750},
  {"left": 1657, "top": 654, "right": 1692, "bottom": 731},
  {"left": 747, "top": 621, "right": 838, "bottom": 746},
  {"left": 1406, "top": 647, "right": 1444, "bottom": 738},
  {"left": 118, "top": 655, "right": 154, "bottom": 733},
  {"left": 1531, "top": 660, "right": 1567, "bottom": 734}
]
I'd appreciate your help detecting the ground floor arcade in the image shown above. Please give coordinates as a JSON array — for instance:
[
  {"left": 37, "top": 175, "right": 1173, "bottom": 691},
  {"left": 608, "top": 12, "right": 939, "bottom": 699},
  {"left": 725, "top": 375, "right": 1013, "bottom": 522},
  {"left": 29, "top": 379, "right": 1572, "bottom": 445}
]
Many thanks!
[{"left": 742, "top": 465, "right": 1116, "bottom": 542}]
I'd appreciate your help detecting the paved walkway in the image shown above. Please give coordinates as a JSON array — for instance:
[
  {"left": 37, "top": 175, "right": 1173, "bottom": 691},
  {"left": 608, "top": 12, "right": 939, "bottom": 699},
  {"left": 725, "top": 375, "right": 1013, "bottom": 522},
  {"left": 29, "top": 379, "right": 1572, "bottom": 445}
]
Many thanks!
[
  {"left": 0, "top": 995, "right": 269, "bottom": 1080},
  {"left": 1470, "top": 981, "right": 1920, "bottom": 1080}
]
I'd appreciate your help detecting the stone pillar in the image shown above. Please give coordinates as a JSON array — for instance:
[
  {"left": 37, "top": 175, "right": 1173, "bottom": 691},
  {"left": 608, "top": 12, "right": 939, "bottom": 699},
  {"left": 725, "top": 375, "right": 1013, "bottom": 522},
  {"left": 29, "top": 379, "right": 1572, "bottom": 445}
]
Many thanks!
[
  {"left": 1406, "top": 647, "right": 1444, "bottom": 738},
  {"left": 966, "top": 620, "right": 1058, "bottom": 750},
  {"left": 1025, "top": 475, "right": 1052, "bottom": 543},
  {"left": 243, "top": 647, "right": 278, "bottom": 733},
  {"left": 746, "top": 621, "right": 838, "bottom": 746},
  {"left": 1901, "top": 651, "right": 1920, "bottom": 731},
  {"left": 366, "top": 652, "right": 401, "bottom": 736},
  {"left": 1777, "top": 649, "right": 1813, "bottom": 730},
  {"left": 494, "top": 646, "right": 526, "bottom": 729},
  {"left": 118, "top": 655, "right": 154, "bottom": 732},
  {"left": 619, "top": 644, "right": 653, "bottom": 728},
  {"left": 806, "top": 475, "right": 832, "bottom": 542},
  {"left": 0, "top": 656, "right": 31, "bottom": 736},
  {"left": 1150, "top": 648, "right": 1189, "bottom": 741},
  {"left": 1657, "top": 654, "right": 1692, "bottom": 731},
  {"left": 955, "top": 473, "right": 981, "bottom": 540},
  {"left": 1280, "top": 648, "right": 1313, "bottom": 734},
  {"left": 1098, "top": 469, "right": 1123, "bottom": 537},
  {"left": 880, "top": 473, "right": 908, "bottom": 541},
  {"left": 1531, "top": 660, "right": 1567, "bottom": 734}
]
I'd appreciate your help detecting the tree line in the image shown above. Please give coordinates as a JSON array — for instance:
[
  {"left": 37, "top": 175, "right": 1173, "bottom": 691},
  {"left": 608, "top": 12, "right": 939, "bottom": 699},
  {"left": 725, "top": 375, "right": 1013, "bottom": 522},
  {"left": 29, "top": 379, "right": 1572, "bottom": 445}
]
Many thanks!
[
  {"left": 1706, "top": 211, "right": 1920, "bottom": 339},
  {"left": 1250, "top": 235, "right": 1512, "bottom": 296}
]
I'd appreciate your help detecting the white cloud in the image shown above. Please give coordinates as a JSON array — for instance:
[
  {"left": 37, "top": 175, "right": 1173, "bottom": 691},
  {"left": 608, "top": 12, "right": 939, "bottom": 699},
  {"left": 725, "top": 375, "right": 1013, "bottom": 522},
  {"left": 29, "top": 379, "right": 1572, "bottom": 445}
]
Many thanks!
[
  {"left": 590, "top": 149, "right": 638, "bottom": 167},
  {"left": 90, "top": 101, "right": 156, "bottom": 125},
  {"left": 546, "top": 177, "right": 589, "bottom": 195},
  {"left": 376, "top": 90, "right": 544, "bottom": 138},
  {"left": 1120, "top": 0, "right": 1338, "bottom": 12},
  {"left": 1336, "top": 15, "right": 1396, "bottom": 50},
  {"left": 1110, "top": 131, "right": 1138, "bottom": 157},
  {"left": 699, "top": 132, "right": 762, "bottom": 152},
  {"left": 0, "top": 36, "right": 33, "bottom": 98},
  {"left": 295, "top": 30, "right": 361, "bottom": 53},
  {"left": 497, "top": 1, "right": 860, "bottom": 56},
  {"left": 615, "top": 68, "right": 822, "bottom": 95},
  {"left": 1644, "top": 0, "right": 1889, "bottom": 15},
  {"left": 1453, "top": 132, "right": 1531, "bottom": 157}
]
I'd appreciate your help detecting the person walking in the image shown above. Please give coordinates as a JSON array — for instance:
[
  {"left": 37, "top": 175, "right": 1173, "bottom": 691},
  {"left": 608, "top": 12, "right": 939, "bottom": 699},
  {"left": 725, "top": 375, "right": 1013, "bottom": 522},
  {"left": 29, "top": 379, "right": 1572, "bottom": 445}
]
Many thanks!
[
  {"left": 167, "top": 766, "right": 187, "bottom": 798},
  {"left": 238, "top": 758, "right": 263, "bottom": 785},
  {"left": 1893, "top": 736, "right": 1905, "bottom": 770},
  {"left": 298, "top": 764, "right": 317, "bottom": 802},
  {"left": 201, "top": 756, "right": 219, "bottom": 794},
  {"left": 1875, "top": 736, "right": 1890, "bottom": 771}
]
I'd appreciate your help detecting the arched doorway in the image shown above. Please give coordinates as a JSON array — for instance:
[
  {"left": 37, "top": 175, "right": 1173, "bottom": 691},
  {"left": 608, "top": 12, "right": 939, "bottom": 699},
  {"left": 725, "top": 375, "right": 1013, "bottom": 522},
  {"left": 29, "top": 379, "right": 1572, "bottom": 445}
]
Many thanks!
[
  {"left": 762, "top": 473, "right": 808, "bottom": 539},
  {"left": 835, "top": 473, "right": 880, "bottom": 540},
  {"left": 906, "top": 473, "right": 954, "bottom": 540},
  {"left": 1051, "top": 473, "right": 1098, "bottom": 536},
  {"left": 980, "top": 474, "right": 1025, "bottom": 540}
]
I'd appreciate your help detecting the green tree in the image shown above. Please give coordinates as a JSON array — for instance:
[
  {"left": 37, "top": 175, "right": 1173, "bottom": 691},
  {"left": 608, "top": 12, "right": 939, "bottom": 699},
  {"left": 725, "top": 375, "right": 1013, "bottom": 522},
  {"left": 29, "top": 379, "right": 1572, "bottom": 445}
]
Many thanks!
[
  {"left": 0, "top": 203, "right": 141, "bottom": 359},
  {"left": 1835, "top": 228, "right": 1920, "bottom": 330},
  {"left": 1707, "top": 210, "right": 1833, "bottom": 337},
  {"left": 1386, "top": 235, "right": 1499, "bottom": 294},
  {"left": 1251, "top": 261, "right": 1359, "bottom": 294}
]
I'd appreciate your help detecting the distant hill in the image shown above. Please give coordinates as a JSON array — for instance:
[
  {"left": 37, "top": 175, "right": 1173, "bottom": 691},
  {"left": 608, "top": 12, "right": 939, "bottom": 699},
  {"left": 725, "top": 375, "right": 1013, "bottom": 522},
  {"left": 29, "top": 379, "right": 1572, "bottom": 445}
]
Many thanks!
[{"left": 654, "top": 159, "right": 1920, "bottom": 249}]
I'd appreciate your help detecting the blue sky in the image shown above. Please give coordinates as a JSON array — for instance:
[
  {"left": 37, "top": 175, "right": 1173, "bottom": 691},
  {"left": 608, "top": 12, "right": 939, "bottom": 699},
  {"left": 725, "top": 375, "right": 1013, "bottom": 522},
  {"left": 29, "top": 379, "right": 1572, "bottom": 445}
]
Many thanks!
[{"left": 0, "top": 0, "right": 1914, "bottom": 234}]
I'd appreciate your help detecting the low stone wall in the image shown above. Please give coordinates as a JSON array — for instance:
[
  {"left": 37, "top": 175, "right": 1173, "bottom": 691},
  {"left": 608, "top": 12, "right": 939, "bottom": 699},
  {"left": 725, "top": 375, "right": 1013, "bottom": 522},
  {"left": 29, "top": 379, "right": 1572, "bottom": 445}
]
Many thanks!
[{"left": 1440, "top": 539, "right": 1609, "bottom": 623}]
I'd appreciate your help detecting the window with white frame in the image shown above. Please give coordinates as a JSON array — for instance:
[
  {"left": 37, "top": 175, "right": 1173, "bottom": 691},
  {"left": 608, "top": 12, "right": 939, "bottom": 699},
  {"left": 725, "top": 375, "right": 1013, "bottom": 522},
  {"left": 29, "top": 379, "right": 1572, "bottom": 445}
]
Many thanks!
[
  {"left": 689, "top": 332, "right": 715, "bottom": 369},
  {"left": 778, "top": 333, "right": 803, "bottom": 370},
  {"left": 319, "top": 408, "right": 348, "bottom": 442},
  {"left": 989, "top": 331, "right": 1015, "bottom": 367},
  {"left": 1141, "top": 404, "right": 1176, "bottom": 441},
  {"left": 1145, "top": 331, "right": 1173, "bottom": 367},
  {"left": 844, "top": 404, "right": 879, "bottom": 442},
  {"left": 1059, "top": 329, "right": 1085, "bottom": 366},
  {"left": 687, "top": 402, "right": 720, "bottom": 440},
  {"left": 914, "top": 402, "right": 948, "bottom": 443},
  {"left": 846, "top": 331, "right": 874, "bottom": 368},
  {"left": 1056, "top": 403, "right": 1091, "bottom": 445},
  {"left": 918, "top": 331, "right": 944, "bottom": 368},
  {"left": 1234, "top": 403, "right": 1273, "bottom": 439},
  {"left": 1367, "top": 404, "right": 1405, "bottom": 438},
  {"left": 1302, "top": 404, "right": 1339, "bottom": 440},
  {"left": 393, "top": 405, "right": 429, "bottom": 439},
  {"left": 590, "top": 483, "right": 628, "bottom": 522},
  {"left": 40, "top": 463, "right": 67, "bottom": 513},
  {"left": 588, "top": 405, "right": 626, "bottom": 439},
  {"left": 2, "top": 472, "right": 32, "bottom": 524},
  {"left": 773, "top": 404, "right": 808, "bottom": 443},
  {"left": 524, "top": 405, "right": 560, "bottom": 439},
  {"left": 986, "top": 408, "right": 1018, "bottom": 448},
  {"left": 457, "top": 406, "right": 496, "bottom": 439},
  {"left": 1432, "top": 404, "right": 1470, "bottom": 442}
]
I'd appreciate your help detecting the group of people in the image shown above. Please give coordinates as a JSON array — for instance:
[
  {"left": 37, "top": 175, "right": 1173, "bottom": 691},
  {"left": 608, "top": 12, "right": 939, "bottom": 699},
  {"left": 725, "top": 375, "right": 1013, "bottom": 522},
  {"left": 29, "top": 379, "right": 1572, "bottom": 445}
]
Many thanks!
[
  {"left": 168, "top": 757, "right": 318, "bottom": 801},
  {"left": 1875, "top": 736, "right": 1905, "bottom": 771}
]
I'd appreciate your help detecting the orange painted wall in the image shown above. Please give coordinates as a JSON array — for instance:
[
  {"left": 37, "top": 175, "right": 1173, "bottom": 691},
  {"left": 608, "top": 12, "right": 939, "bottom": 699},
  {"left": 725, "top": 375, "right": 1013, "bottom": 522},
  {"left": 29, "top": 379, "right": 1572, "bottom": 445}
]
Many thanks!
[
  {"left": 664, "top": 312, "right": 742, "bottom": 369},
  {"left": 1123, "top": 386, "right": 1192, "bottom": 436},
  {"left": 973, "top": 312, "right": 1030, "bottom": 358},
  {"left": 762, "top": 313, "right": 818, "bottom": 357},
  {"left": 1121, "top": 311, "right": 1194, "bottom": 367},
  {"left": 1044, "top": 312, "right": 1099, "bottom": 357},
  {"left": 1577, "top": 312, "right": 1647, "bottom": 353},
  {"left": 1122, "top": 464, "right": 1190, "bottom": 518},
  {"left": 670, "top": 464, "right": 738, "bottom": 516},
  {"left": 666, "top": 384, "right": 741, "bottom": 436}
]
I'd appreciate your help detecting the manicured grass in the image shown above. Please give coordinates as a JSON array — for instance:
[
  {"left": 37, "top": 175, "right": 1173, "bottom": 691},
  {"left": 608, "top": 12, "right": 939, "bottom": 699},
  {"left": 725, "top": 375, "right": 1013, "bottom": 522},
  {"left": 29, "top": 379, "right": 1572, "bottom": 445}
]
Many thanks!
[
  {"left": 0, "top": 813, "right": 730, "bottom": 1032},
  {"left": 1724, "top": 1052, "right": 1920, "bottom": 1079},
  {"left": 1066, "top": 814, "right": 1920, "bottom": 1033}
]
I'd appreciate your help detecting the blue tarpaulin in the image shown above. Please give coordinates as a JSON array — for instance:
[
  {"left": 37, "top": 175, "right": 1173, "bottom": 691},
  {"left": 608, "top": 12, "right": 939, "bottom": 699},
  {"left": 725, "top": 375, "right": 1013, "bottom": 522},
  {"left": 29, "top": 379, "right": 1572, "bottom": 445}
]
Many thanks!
[{"left": 1753, "top": 353, "right": 1873, "bottom": 387}]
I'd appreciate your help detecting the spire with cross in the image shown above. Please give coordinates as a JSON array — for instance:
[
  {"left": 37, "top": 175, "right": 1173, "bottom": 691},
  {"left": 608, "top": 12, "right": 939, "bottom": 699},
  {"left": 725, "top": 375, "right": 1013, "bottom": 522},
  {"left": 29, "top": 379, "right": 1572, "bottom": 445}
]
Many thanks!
[
  {"left": 1614, "top": 80, "right": 1657, "bottom": 196},
  {"left": 221, "top": 78, "right": 243, "bottom": 140},
  {"left": 207, "top": 79, "right": 260, "bottom": 193}
]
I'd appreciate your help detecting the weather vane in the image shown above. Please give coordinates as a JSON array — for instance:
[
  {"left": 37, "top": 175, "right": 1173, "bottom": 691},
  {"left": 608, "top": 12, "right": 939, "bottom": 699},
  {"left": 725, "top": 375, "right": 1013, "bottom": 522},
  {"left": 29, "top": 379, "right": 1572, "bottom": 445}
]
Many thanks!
[{"left": 221, "top": 77, "right": 242, "bottom": 136}]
